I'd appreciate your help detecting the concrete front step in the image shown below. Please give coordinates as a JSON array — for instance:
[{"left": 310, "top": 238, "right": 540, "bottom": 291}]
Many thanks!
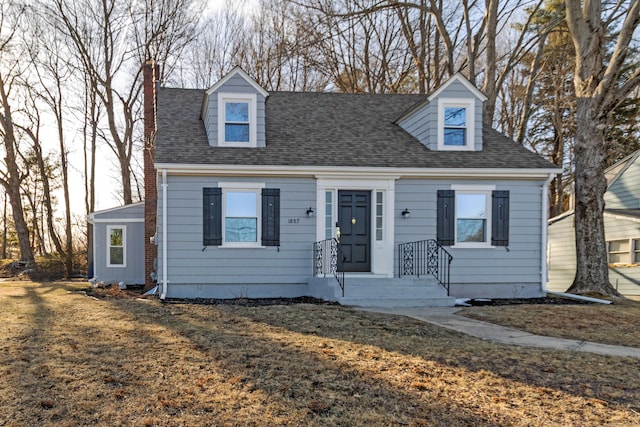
[
  {"left": 308, "top": 276, "right": 455, "bottom": 307},
  {"left": 344, "top": 279, "right": 445, "bottom": 298}
]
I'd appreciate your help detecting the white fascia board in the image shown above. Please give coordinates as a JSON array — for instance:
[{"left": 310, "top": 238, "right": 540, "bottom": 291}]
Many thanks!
[
  {"left": 427, "top": 73, "right": 488, "bottom": 102},
  {"left": 154, "top": 162, "right": 562, "bottom": 180},
  {"left": 548, "top": 209, "right": 575, "bottom": 225},
  {"left": 201, "top": 67, "right": 269, "bottom": 119},
  {"left": 205, "top": 67, "right": 269, "bottom": 98}
]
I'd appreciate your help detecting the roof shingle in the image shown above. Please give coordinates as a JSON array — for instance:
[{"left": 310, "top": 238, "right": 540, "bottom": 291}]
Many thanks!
[{"left": 155, "top": 89, "right": 555, "bottom": 169}]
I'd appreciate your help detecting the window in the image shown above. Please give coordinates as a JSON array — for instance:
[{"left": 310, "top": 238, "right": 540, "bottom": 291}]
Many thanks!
[
  {"left": 437, "top": 188, "right": 509, "bottom": 247},
  {"left": 376, "top": 191, "right": 383, "bottom": 241},
  {"left": 325, "top": 191, "right": 333, "bottom": 239},
  {"left": 107, "top": 226, "right": 126, "bottom": 267},
  {"left": 456, "top": 193, "right": 486, "bottom": 243},
  {"left": 225, "top": 192, "right": 258, "bottom": 242},
  {"left": 444, "top": 107, "right": 467, "bottom": 146},
  {"left": 437, "top": 98, "right": 475, "bottom": 151},
  {"left": 608, "top": 240, "right": 630, "bottom": 264},
  {"left": 203, "top": 185, "right": 280, "bottom": 247},
  {"left": 217, "top": 93, "right": 257, "bottom": 147},
  {"left": 607, "top": 239, "right": 640, "bottom": 265},
  {"left": 225, "top": 102, "right": 249, "bottom": 142}
]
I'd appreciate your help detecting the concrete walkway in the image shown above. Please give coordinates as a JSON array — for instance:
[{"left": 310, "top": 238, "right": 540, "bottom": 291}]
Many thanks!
[{"left": 360, "top": 307, "right": 640, "bottom": 359}]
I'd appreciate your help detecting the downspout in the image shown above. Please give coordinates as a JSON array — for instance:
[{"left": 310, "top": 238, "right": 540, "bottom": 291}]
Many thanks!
[
  {"left": 540, "top": 173, "right": 555, "bottom": 293},
  {"left": 160, "top": 169, "right": 169, "bottom": 299}
]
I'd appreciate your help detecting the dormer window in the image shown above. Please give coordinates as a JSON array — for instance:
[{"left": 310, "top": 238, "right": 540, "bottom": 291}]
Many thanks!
[
  {"left": 437, "top": 98, "right": 475, "bottom": 151},
  {"left": 218, "top": 93, "right": 257, "bottom": 147},
  {"left": 225, "top": 102, "right": 250, "bottom": 142},
  {"left": 444, "top": 107, "right": 467, "bottom": 146}
]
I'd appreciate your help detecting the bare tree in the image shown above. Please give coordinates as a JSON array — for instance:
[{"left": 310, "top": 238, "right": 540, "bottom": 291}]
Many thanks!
[
  {"left": 25, "top": 8, "right": 75, "bottom": 275},
  {"left": 564, "top": 0, "right": 640, "bottom": 296},
  {"left": 49, "top": 0, "right": 202, "bottom": 205},
  {"left": 0, "top": 4, "right": 35, "bottom": 264}
]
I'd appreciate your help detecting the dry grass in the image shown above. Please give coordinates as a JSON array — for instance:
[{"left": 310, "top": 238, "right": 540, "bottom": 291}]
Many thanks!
[
  {"left": 1, "top": 281, "right": 639, "bottom": 426},
  {"left": 457, "top": 298, "right": 640, "bottom": 348}
]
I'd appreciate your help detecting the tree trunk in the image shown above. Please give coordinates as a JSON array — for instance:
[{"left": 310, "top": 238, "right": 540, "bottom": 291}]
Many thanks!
[
  {"left": 2, "top": 193, "right": 7, "bottom": 259},
  {"left": 0, "top": 73, "right": 35, "bottom": 265},
  {"left": 566, "top": 99, "right": 620, "bottom": 296}
]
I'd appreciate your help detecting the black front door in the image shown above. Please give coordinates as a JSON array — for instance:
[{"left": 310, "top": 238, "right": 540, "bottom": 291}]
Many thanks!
[{"left": 338, "top": 191, "right": 371, "bottom": 272}]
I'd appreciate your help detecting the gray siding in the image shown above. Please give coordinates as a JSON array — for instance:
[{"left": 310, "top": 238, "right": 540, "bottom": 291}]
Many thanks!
[
  {"left": 202, "top": 74, "right": 266, "bottom": 148},
  {"left": 395, "top": 178, "right": 546, "bottom": 298},
  {"left": 548, "top": 213, "right": 640, "bottom": 296},
  {"left": 605, "top": 156, "right": 640, "bottom": 209},
  {"left": 92, "top": 222, "right": 145, "bottom": 286},
  {"left": 398, "top": 80, "right": 483, "bottom": 151},
  {"left": 157, "top": 175, "right": 316, "bottom": 298},
  {"left": 90, "top": 203, "right": 145, "bottom": 285},
  {"left": 398, "top": 101, "right": 435, "bottom": 149},
  {"left": 157, "top": 175, "right": 549, "bottom": 299}
]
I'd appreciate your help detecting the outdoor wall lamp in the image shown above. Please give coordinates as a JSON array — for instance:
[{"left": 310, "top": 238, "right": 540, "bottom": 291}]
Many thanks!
[
  {"left": 306, "top": 207, "right": 314, "bottom": 217},
  {"left": 401, "top": 208, "right": 410, "bottom": 218}
]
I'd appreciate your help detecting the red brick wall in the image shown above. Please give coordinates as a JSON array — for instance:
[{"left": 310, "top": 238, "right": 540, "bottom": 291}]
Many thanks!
[{"left": 143, "top": 61, "right": 159, "bottom": 290}]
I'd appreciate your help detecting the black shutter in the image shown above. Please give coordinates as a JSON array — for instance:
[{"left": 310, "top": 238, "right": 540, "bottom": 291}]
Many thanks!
[
  {"left": 491, "top": 190, "right": 510, "bottom": 246},
  {"left": 437, "top": 190, "right": 455, "bottom": 246},
  {"left": 261, "top": 188, "right": 280, "bottom": 246},
  {"left": 203, "top": 188, "right": 222, "bottom": 246}
]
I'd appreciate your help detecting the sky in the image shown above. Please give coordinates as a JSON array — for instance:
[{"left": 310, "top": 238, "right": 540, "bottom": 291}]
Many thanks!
[{"left": 89, "top": 0, "right": 257, "bottom": 214}]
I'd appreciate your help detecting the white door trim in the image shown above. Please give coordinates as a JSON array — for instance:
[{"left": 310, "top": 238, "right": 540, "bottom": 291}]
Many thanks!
[{"left": 316, "top": 177, "right": 395, "bottom": 278}]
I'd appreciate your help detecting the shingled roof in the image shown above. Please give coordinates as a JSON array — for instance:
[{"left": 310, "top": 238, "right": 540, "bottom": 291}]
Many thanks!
[{"left": 155, "top": 88, "right": 555, "bottom": 169}]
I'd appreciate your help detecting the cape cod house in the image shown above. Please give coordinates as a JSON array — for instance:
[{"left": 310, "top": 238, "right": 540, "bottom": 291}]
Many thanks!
[
  {"left": 89, "top": 62, "right": 560, "bottom": 306},
  {"left": 548, "top": 150, "right": 640, "bottom": 298}
]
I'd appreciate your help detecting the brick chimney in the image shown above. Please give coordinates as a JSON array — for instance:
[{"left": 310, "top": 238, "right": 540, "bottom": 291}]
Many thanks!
[{"left": 143, "top": 60, "right": 159, "bottom": 291}]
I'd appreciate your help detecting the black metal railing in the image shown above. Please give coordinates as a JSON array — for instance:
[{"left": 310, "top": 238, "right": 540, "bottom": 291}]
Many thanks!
[
  {"left": 398, "top": 239, "right": 453, "bottom": 295},
  {"left": 313, "top": 238, "right": 345, "bottom": 296}
]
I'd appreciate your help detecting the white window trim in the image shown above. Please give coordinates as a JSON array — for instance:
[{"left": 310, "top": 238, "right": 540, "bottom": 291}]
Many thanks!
[
  {"left": 217, "top": 93, "right": 258, "bottom": 147},
  {"left": 107, "top": 225, "right": 126, "bottom": 268},
  {"left": 437, "top": 98, "right": 475, "bottom": 151},
  {"left": 219, "top": 182, "right": 265, "bottom": 248},
  {"left": 451, "top": 184, "right": 494, "bottom": 248}
]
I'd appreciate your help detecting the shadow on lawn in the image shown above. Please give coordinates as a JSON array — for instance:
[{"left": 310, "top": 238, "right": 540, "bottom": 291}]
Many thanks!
[
  {"left": 169, "top": 302, "right": 639, "bottom": 409},
  {"left": 108, "top": 297, "right": 637, "bottom": 425},
  {"left": 2, "top": 285, "right": 64, "bottom": 422},
  {"left": 113, "top": 299, "right": 511, "bottom": 426},
  {"left": 232, "top": 306, "right": 640, "bottom": 408},
  {"left": 3, "top": 283, "right": 637, "bottom": 426}
]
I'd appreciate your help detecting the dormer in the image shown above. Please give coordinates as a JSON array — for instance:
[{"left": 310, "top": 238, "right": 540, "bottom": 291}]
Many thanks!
[
  {"left": 397, "top": 73, "right": 487, "bottom": 151},
  {"left": 200, "top": 67, "right": 269, "bottom": 148}
]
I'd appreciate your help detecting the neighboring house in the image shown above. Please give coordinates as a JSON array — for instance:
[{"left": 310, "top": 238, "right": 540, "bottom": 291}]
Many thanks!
[
  {"left": 91, "top": 63, "right": 560, "bottom": 306},
  {"left": 548, "top": 150, "right": 640, "bottom": 297},
  {"left": 87, "top": 202, "right": 145, "bottom": 286}
]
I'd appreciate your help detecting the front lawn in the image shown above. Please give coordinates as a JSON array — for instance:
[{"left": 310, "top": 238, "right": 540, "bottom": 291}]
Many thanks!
[
  {"left": 457, "top": 298, "right": 640, "bottom": 348},
  {"left": 1, "top": 281, "right": 638, "bottom": 426}
]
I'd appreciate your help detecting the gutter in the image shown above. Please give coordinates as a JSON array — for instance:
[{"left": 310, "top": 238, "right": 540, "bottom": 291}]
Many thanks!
[
  {"left": 540, "top": 173, "right": 555, "bottom": 293},
  {"left": 154, "top": 162, "right": 562, "bottom": 180},
  {"left": 160, "top": 169, "right": 169, "bottom": 300},
  {"left": 547, "top": 291, "right": 612, "bottom": 305}
]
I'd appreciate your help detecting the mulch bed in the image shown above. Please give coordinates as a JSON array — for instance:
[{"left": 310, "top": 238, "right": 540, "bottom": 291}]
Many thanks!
[{"left": 87, "top": 284, "right": 596, "bottom": 306}]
